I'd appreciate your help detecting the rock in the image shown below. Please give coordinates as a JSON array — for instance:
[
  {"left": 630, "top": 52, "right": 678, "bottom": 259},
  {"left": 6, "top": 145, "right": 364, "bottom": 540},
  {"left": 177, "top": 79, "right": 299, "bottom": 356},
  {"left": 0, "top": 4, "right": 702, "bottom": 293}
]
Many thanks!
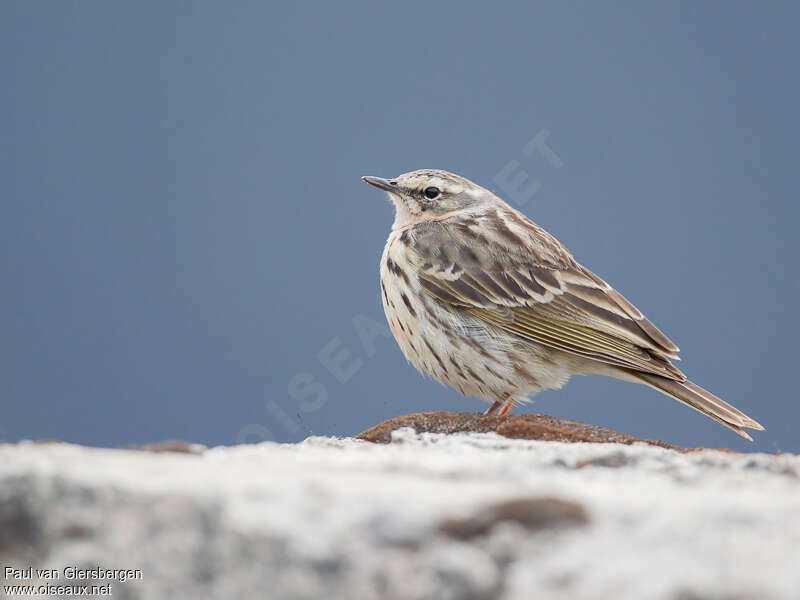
[
  {"left": 0, "top": 480, "right": 43, "bottom": 563},
  {"left": 356, "top": 411, "right": 688, "bottom": 451},
  {"left": 439, "top": 497, "right": 589, "bottom": 540},
  {"left": 1, "top": 429, "right": 798, "bottom": 599},
  {"left": 121, "top": 440, "right": 207, "bottom": 454},
  {"left": 574, "top": 451, "right": 632, "bottom": 469}
]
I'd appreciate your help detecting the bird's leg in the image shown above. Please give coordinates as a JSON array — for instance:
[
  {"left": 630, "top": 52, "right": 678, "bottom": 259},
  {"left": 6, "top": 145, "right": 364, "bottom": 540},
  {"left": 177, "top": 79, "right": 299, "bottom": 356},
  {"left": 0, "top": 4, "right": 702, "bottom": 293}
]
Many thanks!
[
  {"left": 486, "top": 394, "right": 514, "bottom": 416},
  {"left": 497, "top": 398, "right": 514, "bottom": 417},
  {"left": 484, "top": 400, "right": 503, "bottom": 415}
]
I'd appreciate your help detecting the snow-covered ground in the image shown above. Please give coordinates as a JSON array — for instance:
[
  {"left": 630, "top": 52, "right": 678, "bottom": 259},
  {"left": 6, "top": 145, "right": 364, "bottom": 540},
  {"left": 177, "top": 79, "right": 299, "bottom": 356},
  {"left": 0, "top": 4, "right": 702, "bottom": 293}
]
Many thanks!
[{"left": 1, "top": 430, "right": 799, "bottom": 600}]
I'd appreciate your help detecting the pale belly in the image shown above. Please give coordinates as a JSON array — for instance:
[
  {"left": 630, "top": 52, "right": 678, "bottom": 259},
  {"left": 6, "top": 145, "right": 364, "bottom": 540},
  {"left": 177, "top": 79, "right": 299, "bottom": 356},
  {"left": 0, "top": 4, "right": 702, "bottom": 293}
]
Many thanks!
[{"left": 379, "top": 233, "right": 573, "bottom": 407}]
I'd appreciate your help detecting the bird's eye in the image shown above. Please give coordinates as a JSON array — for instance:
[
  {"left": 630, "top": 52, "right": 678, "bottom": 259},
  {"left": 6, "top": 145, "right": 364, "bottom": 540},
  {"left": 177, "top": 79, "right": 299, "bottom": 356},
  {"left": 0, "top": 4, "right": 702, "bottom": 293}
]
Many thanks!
[{"left": 424, "top": 187, "right": 441, "bottom": 199}]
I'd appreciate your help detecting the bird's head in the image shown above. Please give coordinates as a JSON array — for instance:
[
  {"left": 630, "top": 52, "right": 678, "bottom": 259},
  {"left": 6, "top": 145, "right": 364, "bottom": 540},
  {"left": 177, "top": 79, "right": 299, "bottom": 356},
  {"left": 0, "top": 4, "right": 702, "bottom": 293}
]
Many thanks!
[{"left": 362, "top": 169, "right": 494, "bottom": 229}]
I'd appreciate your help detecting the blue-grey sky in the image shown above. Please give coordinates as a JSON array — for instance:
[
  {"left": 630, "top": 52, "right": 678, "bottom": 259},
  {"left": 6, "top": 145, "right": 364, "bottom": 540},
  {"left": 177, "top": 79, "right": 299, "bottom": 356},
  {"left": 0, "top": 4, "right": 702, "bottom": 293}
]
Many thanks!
[{"left": 3, "top": 2, "right": 798, "bottom": 452}]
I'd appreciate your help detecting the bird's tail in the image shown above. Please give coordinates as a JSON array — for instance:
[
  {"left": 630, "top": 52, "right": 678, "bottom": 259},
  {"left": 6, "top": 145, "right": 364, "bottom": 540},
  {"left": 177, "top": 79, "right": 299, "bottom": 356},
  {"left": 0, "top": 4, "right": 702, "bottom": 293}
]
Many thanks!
[{"left": 632, "top": 373, "right": 764, "bottom": 441}]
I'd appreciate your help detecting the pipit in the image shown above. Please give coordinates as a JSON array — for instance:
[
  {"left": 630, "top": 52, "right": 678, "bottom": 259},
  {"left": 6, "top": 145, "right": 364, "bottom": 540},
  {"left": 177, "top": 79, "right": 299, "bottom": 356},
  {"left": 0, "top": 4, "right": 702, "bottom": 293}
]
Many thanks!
[{"left": 362, "top": 169, "right": 764, "bottom": 440}]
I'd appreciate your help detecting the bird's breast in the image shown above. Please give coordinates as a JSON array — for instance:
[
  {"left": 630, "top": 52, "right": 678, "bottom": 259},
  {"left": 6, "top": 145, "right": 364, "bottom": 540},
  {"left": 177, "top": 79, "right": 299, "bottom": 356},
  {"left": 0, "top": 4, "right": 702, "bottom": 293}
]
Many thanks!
[{"left": 380, "top": 234, "right": 424, "bottom": 362}]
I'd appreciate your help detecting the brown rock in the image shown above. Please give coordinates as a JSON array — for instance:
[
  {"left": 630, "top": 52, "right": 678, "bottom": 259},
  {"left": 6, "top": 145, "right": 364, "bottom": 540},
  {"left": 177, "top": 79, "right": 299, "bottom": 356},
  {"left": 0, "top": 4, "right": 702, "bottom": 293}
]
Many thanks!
[
  {"left": 355, "top": 411, "right": 726, "bottom": 453},
  {"left": 439, "top": 497, "right": 589, "bottom": 540},
  {"left": 122, "top": 440, "right": 206, "bottom": 454},
  {"left": 574, "top": 451, "right": 631, "bottom": 469}
]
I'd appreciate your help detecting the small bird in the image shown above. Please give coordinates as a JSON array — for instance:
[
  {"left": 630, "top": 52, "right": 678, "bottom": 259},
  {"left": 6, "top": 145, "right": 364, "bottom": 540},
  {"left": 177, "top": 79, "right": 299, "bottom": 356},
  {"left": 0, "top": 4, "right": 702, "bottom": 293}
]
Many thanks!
[{"left": 362, "top": 169, "right": 764, "bottom": 440}]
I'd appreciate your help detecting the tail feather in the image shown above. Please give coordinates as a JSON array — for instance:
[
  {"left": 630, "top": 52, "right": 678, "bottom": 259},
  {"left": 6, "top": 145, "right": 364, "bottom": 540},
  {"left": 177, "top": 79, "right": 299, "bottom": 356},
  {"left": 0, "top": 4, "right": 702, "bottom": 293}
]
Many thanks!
[{"left": 633, "top": 373, "right": 764, "bottom": 441}]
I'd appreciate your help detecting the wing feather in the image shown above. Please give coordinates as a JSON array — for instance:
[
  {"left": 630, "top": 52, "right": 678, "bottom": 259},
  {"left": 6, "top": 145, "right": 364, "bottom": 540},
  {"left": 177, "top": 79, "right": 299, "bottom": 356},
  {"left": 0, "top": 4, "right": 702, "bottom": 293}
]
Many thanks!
[{"left": 410, "top": 211, "right": 684, "bottom": 380}]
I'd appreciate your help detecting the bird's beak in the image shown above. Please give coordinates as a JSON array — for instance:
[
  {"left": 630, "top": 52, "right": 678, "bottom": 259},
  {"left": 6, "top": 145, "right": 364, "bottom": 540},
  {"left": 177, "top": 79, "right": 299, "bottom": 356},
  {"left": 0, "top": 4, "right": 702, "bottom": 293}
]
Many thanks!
[{"left": 361, "top": 176, "right": 397, "bottom": 193}]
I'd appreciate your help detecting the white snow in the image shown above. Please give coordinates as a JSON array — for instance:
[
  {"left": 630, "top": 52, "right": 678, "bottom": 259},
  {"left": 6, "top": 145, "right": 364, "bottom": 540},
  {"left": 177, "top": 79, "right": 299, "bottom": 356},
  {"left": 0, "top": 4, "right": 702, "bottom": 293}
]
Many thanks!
[{"left": 1, "top": 430, "right": 798, "bottom": 599}]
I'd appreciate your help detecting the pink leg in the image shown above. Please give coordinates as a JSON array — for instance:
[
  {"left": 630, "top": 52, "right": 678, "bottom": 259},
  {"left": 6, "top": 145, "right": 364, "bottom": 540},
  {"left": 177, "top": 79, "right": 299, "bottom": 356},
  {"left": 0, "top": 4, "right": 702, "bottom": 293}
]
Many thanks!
[
  {"left": 497, "top": 400, "right": 513, "bottom": 416},
  {"left": 484, "top": 400, "right": 503, "bottom": 415}
]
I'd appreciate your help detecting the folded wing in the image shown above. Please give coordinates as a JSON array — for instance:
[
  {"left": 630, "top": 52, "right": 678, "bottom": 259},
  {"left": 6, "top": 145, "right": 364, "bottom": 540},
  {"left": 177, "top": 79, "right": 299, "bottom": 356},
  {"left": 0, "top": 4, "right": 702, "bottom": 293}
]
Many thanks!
[{"left": 410, "top": 213, "right": 684, "bottom": 381}]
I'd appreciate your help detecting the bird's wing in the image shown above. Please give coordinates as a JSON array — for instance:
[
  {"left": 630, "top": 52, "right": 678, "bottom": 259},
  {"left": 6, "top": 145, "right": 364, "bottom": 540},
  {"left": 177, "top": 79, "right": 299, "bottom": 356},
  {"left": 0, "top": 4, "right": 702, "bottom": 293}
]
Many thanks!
[{"left": 408, "top": 212, "right": 684, "bottom": 381}]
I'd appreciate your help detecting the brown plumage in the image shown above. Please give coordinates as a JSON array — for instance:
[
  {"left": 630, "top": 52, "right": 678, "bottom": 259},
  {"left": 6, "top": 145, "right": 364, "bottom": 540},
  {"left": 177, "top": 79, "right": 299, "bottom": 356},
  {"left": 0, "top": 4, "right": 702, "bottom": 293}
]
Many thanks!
[{"left": 362, "top": 169, "right": 764, "bottom": 440}]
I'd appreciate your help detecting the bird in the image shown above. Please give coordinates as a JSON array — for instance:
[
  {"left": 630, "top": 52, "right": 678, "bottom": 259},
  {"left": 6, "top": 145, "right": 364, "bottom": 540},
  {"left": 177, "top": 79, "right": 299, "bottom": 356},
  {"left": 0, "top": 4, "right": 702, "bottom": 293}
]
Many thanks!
[{"left": 362, "top": 169, "right": 764, "bottom": 441}]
